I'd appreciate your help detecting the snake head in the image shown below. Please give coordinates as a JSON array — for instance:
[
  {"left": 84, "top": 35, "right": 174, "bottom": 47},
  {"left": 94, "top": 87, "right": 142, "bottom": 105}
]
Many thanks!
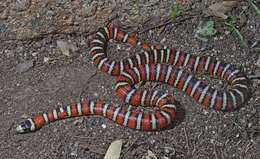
[{"left": 16, "top": 119, "right": 36, "bottom": 133}]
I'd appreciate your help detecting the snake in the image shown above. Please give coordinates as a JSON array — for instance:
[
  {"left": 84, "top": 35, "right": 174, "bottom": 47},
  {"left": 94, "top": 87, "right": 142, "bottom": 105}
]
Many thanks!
[{"left": 16, "top": 27, "right": 250, "bottom": 133}]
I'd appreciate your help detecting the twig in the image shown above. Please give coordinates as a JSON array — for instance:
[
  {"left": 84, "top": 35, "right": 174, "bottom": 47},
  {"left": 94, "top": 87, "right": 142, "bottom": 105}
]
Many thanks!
[
  {"left": 140, "top": 19, "right": 172, "bottom": 33},
  {"left": 120, "top": 137, "right": 139, "bottom": 159},
  {"left": 183, "top": 126, "right": 190, "bottom": 155},
  {"left": 140, "top": 16, "right": 194, "bottom": 34},
  {"left": 105, "top": 14, "right": 119, "bottom": 27},
  {"left": 232, "top": 120, "right": 243, "bottom": 130},
  {"left": 78, "top": 71, "right": 97, "bottom": 102}
]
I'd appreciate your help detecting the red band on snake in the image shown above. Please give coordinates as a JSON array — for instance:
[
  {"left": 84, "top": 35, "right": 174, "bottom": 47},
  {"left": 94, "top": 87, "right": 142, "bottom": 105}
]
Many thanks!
[{"left": 16, "top": 27, "right": 250, "bottom": 133}]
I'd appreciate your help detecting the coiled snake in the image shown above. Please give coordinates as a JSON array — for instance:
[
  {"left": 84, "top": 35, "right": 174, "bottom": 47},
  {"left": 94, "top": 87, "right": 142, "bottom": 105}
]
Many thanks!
[{"left": 16, "top": 27, "right": 250, "bottom": 133}]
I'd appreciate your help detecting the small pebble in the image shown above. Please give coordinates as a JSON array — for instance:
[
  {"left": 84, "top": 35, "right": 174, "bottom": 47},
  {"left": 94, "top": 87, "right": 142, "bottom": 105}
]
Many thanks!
[
  {"left": 73, "top": 118, "right": 83, "bottom": 125},
  {"left": 53, "top": 128, "right": 58, "bottom": 133},
  {"left": 149, "top": 30, "right": 153, "bottom": 36},
  {"left": 116, "top": 44, "right": 121, "bottom": 49},
  {"left": 70, "top": 151, "right": 77, "bottom": 157},
  {"left": 202, "top": 109, "right": 209, "bottom": 115},
  {"left": 242, "top": 6, "right": 248, "bottom": 10},
  {"left": 101, "top": 124, "right": 107, "bottom": 129},
  {"left": 150, "top": 139, "right": 156, "bottom": 144},
  {"left": 32, "top": 52, "right": 38, "bottom": 56},
  {"left": 248, "top": 122, "right": 252, "bottom": 128},
  {"left": 93, "top": 92, "right": 98, "bottom": 97},
  {"left": 160, "top": 37, "right": 166, "bottom": 44},
  {"left": 43, "top": 57, "right": 50, "bottom": 63},
  {"left": 164, "top": 146, "right": 175, "bottom": 154},
  {"left": 223, "top": 124, "right": 227, "bottom": 128},
  {"left": 225, "top": 31, "right": 231, "bottom": 35}
]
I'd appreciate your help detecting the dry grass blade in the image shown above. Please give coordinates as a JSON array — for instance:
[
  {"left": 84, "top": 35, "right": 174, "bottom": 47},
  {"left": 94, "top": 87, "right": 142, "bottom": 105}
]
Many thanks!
[
  {"left": 104, "top": 139, "right": 123, "bottom": 159},
  {"left": 205, "top": 1, "right": 238, "bottom": 19}
]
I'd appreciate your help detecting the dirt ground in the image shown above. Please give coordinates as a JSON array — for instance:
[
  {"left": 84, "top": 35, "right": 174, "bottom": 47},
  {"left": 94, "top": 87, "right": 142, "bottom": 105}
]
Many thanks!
[{"left": 1, "top": 1, "right": 260, "bottom": 159}]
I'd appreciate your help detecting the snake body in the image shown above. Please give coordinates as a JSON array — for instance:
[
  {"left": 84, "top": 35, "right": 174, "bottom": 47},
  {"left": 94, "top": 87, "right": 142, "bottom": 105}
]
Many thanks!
[{"left": 16, "top": 27, "right": 250, "bottom": 133}]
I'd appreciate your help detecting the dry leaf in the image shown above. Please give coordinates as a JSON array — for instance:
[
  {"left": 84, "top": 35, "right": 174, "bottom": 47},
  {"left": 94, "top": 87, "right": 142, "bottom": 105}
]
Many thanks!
[
  {"left": 145, "top": 150, "right": 157, "bottom": 159},
  {"left": 104, "top": 139, "right": 122, "bottom": 159},
  {"left": 205, "top": 1, "right": 238, "bottom": 19}
]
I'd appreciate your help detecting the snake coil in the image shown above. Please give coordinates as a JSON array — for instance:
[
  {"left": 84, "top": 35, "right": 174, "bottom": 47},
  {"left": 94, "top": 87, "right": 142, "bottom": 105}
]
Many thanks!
[{"left": 16, "top": 27, "right": 250, "bottom": 133}]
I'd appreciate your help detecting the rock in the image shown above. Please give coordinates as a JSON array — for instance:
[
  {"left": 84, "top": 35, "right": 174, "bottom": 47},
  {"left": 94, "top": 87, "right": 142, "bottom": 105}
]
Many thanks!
[
  {"left": 16, "top": 60, "right": 34, "bottom": 73},
  {"left": 56, "top": 40, "right": 78, "bottom": 56}
]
